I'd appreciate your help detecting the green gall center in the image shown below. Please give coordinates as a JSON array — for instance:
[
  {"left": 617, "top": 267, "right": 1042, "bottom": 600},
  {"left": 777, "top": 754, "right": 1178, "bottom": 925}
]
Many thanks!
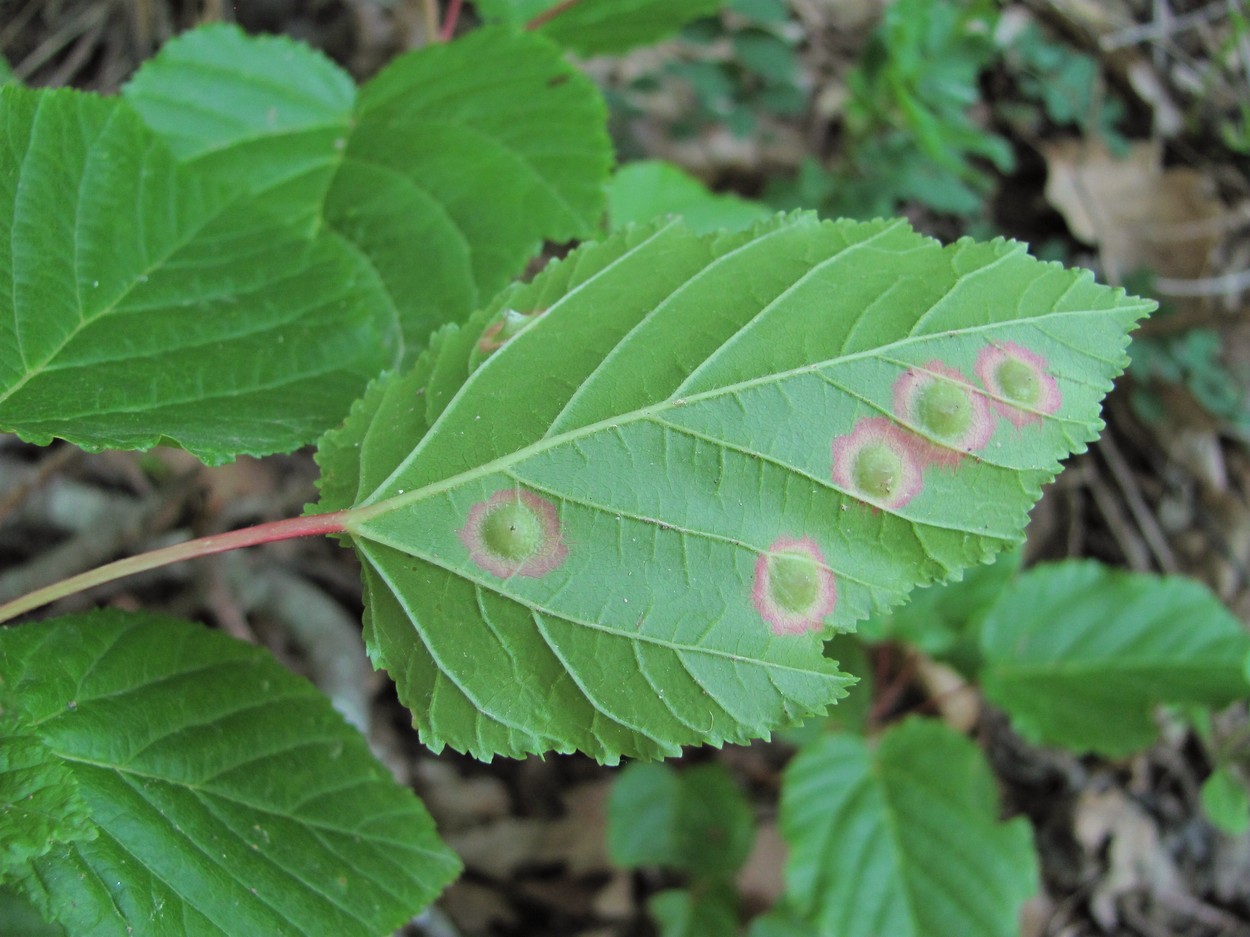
[
  {"left": 997, "top": 358, "right": 1040, "bottom": 404},
  {"left": 481, "top": 501, "right": 544, "bottom": 561},
  {"left": 769, "top": 551, "right": 821, "bottom": 614},
  {"left": 852, "top": 444, "right": 902, "bottom": 497},
  {"left": 916, "top": 380, "right": 972, "bottom": 438}
]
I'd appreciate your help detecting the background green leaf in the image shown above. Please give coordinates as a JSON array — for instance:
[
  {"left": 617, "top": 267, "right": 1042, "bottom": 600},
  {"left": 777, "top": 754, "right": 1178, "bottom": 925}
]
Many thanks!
[
  {"left": 0, "top": 886, "right": 64, "bottom": 936},
  {"left": 859, "top": 546, "right": 1021, "bottom": 675},
  {"left": 649, "top": 887, "right": 740, "bottom": 937},
  {"left": 607, "top": 762, "right": 754, "bottom": 878},
  {"left": 0, "top": 86, "right": 399, "bottom": 464},
  {"left": 315, "top": 214, "right": 1150, "bottom": 762},
  {"left": 979, "top": 561, "right": 1250, "bottom": 755},
  {"left": 746, "top": 909, "right": 822, "bottom": 937},
  {"left": 1201, "top": 766, "right": 1250, "bottom": 835},
  {"left": 121, "top": 24, "right": 355, "bottom": 230},
  {"left": 608, "top": 160, "right": 773, "bottom": 233},
  {"left": 125, "top": 25, "right": 612, "bottom": 355},
  {"left": 781, "top": 719, "right": 1038, "bottom": 937},
  {"left": 473, "top": 0, "right": 727, "bottom": 55},
  {"left": 0, "top": 610, "right": 460, "bottom": 937},
  {"left": 333, "top": 27, "right": 610, "bottom": 350}
]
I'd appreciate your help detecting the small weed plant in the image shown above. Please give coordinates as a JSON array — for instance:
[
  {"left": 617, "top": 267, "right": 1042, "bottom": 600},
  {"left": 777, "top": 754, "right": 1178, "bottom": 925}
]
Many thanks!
[{"left": 0, "top": 3, "right": 1240, "bottom": 937}]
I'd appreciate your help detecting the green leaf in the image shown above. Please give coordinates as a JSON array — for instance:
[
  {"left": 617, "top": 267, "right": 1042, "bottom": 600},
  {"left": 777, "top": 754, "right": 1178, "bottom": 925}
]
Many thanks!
[
  {"left": 316, "top": 214, "right": 1151, "bottom": 761},
  {"left": 778, "top": 634, "right": 873, "bottom": 746},
  {"left": 122, "top": 24, "right": 355, "bottom": 231},
  {"left": 0, "top": 610, "right": 460, "bottom": 937},
  {"left": 330, "top": 27, "right": 610, "bottom": 350},
  {"left": 781, "top": 719, "right": 1037, "bottom": 937},
  {"left": 979, "top": 561, "right": 1250, "bottom": 755},
  {"left": 729, "top": 0, "right": 792, "bottom": 25},
  {"left": 475, "top": 0, "right": 727, "bottom": 55},
  {"left": 1201, "top": 766, "right": 1250, "bottom": 835},
  {"left": 859, "top": 546, "right": 1021, "bottom": 674},
  {"left": 124, "top": 25, "right": 611, "bottom": 356},
  {"left": 0, "top": 886, "right": 64, "bottom": 937},
  {"left": 608, "top": 762, "right": 754, "bottom": 878},
  {"left": 0, "top": 86, "right": 399, "bottom": 464},
  {"left": 746, "top": 909, "right": 823, "bottom": 937},
  {"left": 608, "top": 160, "right": 773, "bottom": 234},
  {"left": 649, "top": 887, "right": 740, "bottom": 937},
  {"left": 0, "top": 729, "right": 95, "bottom": 874}
]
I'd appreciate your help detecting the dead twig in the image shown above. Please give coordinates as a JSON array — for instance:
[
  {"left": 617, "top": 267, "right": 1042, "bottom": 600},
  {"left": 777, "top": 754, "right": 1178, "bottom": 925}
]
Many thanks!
[
  {"left": 1097, "top": 430, "right": 1179, "bottom": 572},
  {"left": 0, "top": 446, "right": 81, "bottom": 527}
]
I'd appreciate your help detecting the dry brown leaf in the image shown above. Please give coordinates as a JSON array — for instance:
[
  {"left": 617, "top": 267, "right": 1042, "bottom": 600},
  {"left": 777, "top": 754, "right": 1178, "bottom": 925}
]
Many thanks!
[
  {"left": 737, "top": 819, "right": 787, "bottom": 909},
  {"left": 539, "top": 781, "right": 614, "bottom": 876},
  {"left": 914, "top": 654, "right": 981, "bottom": 733},
  {"left": 1074, "top": 786, "right": 1185, "bottom": 930},
  {"left": 1042, "top": 139, "right": 1225, "bottom": 286},
  {"left": 439, "top": 880, "right": 516, "bottom": 934},
  {"left": 415, "top": 760, "right": 511, "bottom": 833}
]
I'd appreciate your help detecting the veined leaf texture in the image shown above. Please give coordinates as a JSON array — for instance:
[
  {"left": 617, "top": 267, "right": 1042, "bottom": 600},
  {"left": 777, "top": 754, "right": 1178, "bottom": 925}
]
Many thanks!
[{"left": 316, "top": 215, "right": 1153, "bottom": 762}]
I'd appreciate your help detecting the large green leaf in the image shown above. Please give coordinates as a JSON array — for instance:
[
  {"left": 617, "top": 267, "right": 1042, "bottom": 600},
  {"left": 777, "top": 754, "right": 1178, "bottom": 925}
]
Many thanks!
[
  {"left": 781, "top": 719, "right": 1037, "bottom": 937},
  {"left": 979, "top": 561, "right": 1250, "bottom": 755},
  {"left": 0, "top": 86, "right": 399, "bottom": 464},
  {"left": 474, "top": 0, "right": 727, "bottom": 54},
  {"left": 125, "top": 25, "right": 611, "bottom": 354},
  {"left": 315, "top": 214, "right": 1151, "bottom": 762},
  {"left": 0, "top": 610, "right": 460, "bottom": 937}
]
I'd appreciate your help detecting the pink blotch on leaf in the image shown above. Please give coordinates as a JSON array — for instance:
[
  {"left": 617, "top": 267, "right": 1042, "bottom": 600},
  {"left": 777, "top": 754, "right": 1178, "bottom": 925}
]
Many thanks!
[
  {"left": 752, "top": 536, "right": 837, "bottom": 636},
  {"left": 892, "top": 360, "right": 994, "bottom": 467},
  {"left": 831, "top": 416, "right": 925, "bottom": 508},
  {"left": 975, "top": 341, "right": 1062, "bottom": 427},
  {"left": 459, "top": 489, "right": 568, "bottom": 578}
]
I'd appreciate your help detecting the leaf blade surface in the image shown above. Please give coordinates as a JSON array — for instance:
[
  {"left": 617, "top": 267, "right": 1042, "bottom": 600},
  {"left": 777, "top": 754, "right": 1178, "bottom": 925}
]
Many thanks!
[
  {"left": 318, "top": 215, "right": 1151, "bottom": 761},
  {"left": 0, "top": 610, "right": 460, "bottom": 937},
  {"left": 0, "top": 86, "right": 398, "bottom": 463}
]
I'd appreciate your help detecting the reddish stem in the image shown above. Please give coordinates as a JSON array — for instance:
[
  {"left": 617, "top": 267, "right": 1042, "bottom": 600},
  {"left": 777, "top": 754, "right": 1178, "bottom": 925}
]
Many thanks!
[
  {"left": 526, "top": 0, "right": 585, "bottom": 30},
  {"left": 0, "top": 510, "right": 353, "bottom": 624},
  {"left": 440, "top": 0, "right": 464, "bottom": 41}
]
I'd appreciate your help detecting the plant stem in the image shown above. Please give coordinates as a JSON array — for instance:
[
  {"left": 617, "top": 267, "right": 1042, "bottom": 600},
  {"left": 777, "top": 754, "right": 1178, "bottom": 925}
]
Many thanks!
[
  {"left": 0, "top": 510, "right": 353, "bottom": 625},
  {"left": 440, "top": 0, "right": 463, "bottom": 41},
  {"left": 420, "top": 0, "right": 440, "bottom": 43},
  {"left": 526, "top": 0, "right": 585, "bottom": 31}
]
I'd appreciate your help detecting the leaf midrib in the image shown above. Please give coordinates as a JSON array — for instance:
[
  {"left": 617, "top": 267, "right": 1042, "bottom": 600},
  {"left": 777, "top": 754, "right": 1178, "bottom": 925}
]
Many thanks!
[{"left": 346, "top": 302, "right": 1142, "bottom": 524}]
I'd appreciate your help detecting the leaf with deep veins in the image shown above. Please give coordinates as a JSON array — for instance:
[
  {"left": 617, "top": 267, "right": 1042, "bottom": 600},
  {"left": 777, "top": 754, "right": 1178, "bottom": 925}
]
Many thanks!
[
  {"left": 315, "top": 214, "right": 1153, "bottom": 762},
  {"left": 0, "top": 611, "right": 460, "bottom": 937}
]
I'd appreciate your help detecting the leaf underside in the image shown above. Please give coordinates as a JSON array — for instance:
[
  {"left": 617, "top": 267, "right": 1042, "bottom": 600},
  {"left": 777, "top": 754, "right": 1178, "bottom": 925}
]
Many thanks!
[
  {"left": 315, "top": 213, "right": 1152, "bottom": 762},
  {"left": 0, "top": 611, "right": 460, "bottom": 937}
]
